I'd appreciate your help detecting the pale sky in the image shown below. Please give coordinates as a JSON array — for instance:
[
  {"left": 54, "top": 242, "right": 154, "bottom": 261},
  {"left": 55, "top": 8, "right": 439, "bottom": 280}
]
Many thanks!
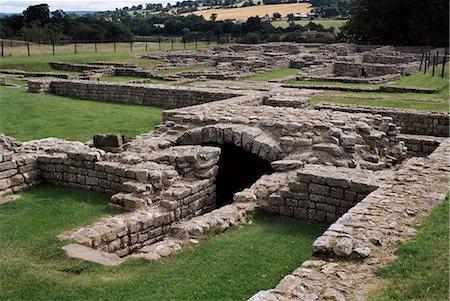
[{"left": 0, "top": 0, "right": 176, "bottom": 13}]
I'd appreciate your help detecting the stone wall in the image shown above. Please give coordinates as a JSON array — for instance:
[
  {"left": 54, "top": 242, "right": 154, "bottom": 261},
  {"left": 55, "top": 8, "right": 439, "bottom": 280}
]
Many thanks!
[
  {"left": 0, "top": 152, "right": 41, "bottom": 195},
  {"left": 263, "top": 165, "right": 385, "bottom": 223},
  {"left": 315, "top": 102, "right": 449, "bottom": 137},
  {"left": 249, "top": 138, "right": 449, "bottom": 301},
  {"left": 262, "top": 95, "right": 310, "bottom": 109},
  {"left": 398, "top": 134, "right": 444, "bottom": 157},
  {"left": 27, "top": 79, "right": 241, "bottom": 109}
]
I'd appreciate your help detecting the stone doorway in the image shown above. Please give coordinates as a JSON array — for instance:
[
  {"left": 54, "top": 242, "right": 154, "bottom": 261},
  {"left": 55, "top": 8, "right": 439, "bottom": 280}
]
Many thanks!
[{"left": 207, "top": 143, "right": 273, "bottom": 207}]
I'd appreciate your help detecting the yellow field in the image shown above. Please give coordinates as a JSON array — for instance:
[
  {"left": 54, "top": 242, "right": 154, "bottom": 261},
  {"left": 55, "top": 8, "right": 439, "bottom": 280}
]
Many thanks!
[{"left": 189, "top": 3, "right": 312, "bottom": 21}]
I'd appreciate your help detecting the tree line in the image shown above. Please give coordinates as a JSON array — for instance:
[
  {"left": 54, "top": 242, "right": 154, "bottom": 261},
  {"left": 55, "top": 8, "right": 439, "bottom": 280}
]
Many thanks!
[
  {"left": 0, "top": 1, "right": 448, "bottom": 46},
  {"left": 0, "top": 4, "right": 337, "bottom": 44}
]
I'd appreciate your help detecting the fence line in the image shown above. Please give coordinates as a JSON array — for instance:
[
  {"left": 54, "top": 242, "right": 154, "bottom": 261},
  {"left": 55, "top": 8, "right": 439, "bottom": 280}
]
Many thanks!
[{"left": 0, "top": 36, "right": 236, "bottom": 57}]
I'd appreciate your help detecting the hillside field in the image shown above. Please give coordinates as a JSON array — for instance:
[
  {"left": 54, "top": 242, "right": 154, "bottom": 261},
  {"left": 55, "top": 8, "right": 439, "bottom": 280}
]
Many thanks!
[{"left": 187, "top": 3, "right": 312, "bottom": 21}]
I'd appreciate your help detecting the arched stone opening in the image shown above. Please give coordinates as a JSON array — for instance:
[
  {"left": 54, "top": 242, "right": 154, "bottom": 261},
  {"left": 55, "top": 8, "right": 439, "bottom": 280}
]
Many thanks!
[{"left": 206, "top": 143, "right": 273, "bottom": 207}]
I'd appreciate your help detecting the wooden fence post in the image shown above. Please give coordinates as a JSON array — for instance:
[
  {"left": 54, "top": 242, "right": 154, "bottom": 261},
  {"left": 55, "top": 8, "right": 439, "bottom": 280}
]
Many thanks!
[
  {"left": 1, "top": 41, "right": 4, "bottom": 58},
  {"left": 94, "top": 42, "right": 97, "bottom": 53},
  {"left": 130, "top": 41, "right": 133, "bottom": 51},
  {"left": 432, "top": 55, "right": 436, "bottom": 77},
  {"left": 442, "top": 49, "right": 448, "bottom": 79},
  {"left": 419, "top": 53, "right": 424, "bottom": 71},
  {"left": 74, "top": 42, "right": 77, "bottom": 54},
  {"left": 52, "top": 40, "right": 55, "bottom": 55},
  {"left": 114, "top": 41, "right": 116, "bottom": 52},
  {"left": 27, "top": 41, "right": 30, "bottom": 56}
]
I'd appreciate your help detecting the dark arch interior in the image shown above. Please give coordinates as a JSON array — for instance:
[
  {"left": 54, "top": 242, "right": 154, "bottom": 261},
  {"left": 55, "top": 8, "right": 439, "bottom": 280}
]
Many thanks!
[{"left": 205, "top": 143, "right": 274, "bottom": 207}]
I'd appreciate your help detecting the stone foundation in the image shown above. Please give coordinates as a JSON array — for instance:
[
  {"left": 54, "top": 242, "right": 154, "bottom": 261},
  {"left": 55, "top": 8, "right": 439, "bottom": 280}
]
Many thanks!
[
  {"left": 27, "top": 79, "right": 240, "bottom": 109},
  {"left": 315, "top": 102, "right": 449, "bottom": 137}
]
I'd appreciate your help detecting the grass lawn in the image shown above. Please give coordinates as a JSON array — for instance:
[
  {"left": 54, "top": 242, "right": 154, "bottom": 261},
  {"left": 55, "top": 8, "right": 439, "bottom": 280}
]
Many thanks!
[
  {"left": 311, "top": 96, "right": 449, "bottom": 111},
  {"left": 0, "top": 52, "right": 162, "bottom": 72},
  {"left": 371, "top": 197, "right": 449, "bottom": 301},
  {"left": 0, "top": 77, "right": 163, "bottom": 141},
  {"left": 0, "top": 183, "right": 327, "bottom": 301},
  {"left": 271, "top": 19, "right": 348, "bottom": 29},
  {"left": 310, "top": 67, "right": 449, "bottom": 111},
  {"left": 245, "top": 68, "right": 300, "bottom": 82},
  {"left": 156, "top": 65, "right": 213, "bottom": 75},
  {"left": 393, "top": 66, "right": 449, "bottom": 99},
  {"left": 287, "top": 80, "right": 378, "bottom": 89}
]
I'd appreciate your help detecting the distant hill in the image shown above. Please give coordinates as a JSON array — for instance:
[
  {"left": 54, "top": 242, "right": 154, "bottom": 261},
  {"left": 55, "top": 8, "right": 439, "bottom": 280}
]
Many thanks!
[
  {"left": 0, "top": 11, "right": 98, "bottom": 18},
  {"left": 0, "top": 13, "right": 19, "bottom": 18},
  {"left": 66, "top": 11, "right": 99, "bottom": 16}
]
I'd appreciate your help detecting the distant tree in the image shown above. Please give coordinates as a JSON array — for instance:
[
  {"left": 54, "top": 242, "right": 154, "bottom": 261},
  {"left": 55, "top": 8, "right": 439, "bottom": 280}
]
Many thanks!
[
  {"left": 210, "top": 13, "right": 218, "bottom": 21},
  {"left": 341, "top": 0, "right": 449, "bottom": 46},
  {"left": 23, "top": 4, "right": 50, "bottom": 25},
  {"left": 287, "top": 13, "right": 295, "bottom": 25},
  {"left": 242, "top": 32, "right": 261, "bottom": 43},
  {"left": 272, "top": 12, "right": 281, "bottom": 19}
]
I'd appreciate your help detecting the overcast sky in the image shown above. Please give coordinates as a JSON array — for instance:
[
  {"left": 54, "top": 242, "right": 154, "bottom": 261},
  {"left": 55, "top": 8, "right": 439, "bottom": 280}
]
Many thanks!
[{"left": 0, "top": 0, "right": 176, "bottom": 13}]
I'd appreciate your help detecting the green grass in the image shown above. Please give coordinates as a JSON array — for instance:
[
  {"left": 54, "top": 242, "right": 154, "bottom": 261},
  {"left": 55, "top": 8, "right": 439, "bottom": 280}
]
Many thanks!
[
  {"left": 287, "top": 80, "right": 378, "bottom": 88},
  {"left": 245, "top": 68, "right": 300, "bottom": 82},
  {"left": 0, "top": 78, "right": 163, "bottom": 141},
  {"left": 0, "top": 52, "right": 162, "bottom": 72},
  {"left": 156, "top": 65, "right": 213, "bottom": 75},
  {"left": 320, "top": 90, "right": 448, "bottom": 100},
  {"left": 271, "top": 19, "right": 348, "bottom": 29},
  {"left": 311, "top": 96, "right": 449, "bottom": 111},
  {"left": 393, "top": 66, "right": 449, "bottom": 99},
  {"left": 99, "top": 76, "right": 168, "bottom": 84},
  {"left": 0, "top": 183, "right": 327, "bottom": 301},
  {"left": 309, "top": 67, "right": 449, "bottom": 111},
  {"left": 371, "top": 197, "right": 449, "bottom": 301}
]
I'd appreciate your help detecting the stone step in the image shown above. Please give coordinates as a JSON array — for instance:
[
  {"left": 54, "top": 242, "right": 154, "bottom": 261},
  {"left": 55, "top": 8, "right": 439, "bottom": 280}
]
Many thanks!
[{"left": 109, "top": 192, "right": 151, "bottom": 211}]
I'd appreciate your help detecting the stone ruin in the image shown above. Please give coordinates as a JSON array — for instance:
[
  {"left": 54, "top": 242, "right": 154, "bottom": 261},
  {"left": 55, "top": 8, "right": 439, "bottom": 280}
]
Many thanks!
[
  {"left": 1, "top": 42, "right": 449, "bottom": 300},
  {"left": 11, "top": 42, "right": 436, "bottom": 85}
]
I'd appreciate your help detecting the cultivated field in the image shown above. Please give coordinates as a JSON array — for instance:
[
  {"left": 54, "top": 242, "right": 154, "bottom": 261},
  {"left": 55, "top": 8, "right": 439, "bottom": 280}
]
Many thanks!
[{"left": 188, "top": 3, "right": 312, "bottom": 20}]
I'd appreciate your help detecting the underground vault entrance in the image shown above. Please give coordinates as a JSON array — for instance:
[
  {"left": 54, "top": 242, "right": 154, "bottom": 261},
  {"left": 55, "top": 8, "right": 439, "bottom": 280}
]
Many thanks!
[{"left": 206, "top": 143, "right": 273, "bottom": 207}]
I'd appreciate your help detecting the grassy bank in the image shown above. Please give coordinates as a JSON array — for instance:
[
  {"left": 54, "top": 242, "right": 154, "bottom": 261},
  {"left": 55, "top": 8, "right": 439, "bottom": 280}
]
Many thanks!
[
  {"left": 0, "top": 77, "right": 163, "bottom": 141},
  {"left": 0, "top": 52, "right": 162, "bottom": 72},
  {"left": 0, "top": 183, "right": 327, "bottom": 301},
  {"left": 371, "top": 197, "right": 449, "bottom": 300}
]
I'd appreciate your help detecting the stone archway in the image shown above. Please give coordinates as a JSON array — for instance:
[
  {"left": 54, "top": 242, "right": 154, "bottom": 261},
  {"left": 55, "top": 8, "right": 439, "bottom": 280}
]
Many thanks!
[{"left": 177, "top": 124, "right": 281, "bottom": 205}]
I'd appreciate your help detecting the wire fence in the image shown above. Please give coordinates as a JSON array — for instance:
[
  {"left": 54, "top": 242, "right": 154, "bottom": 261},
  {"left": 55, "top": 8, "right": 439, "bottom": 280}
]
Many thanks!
[{"left": 0, "top": 36, "right": 236, "bottom": 57}]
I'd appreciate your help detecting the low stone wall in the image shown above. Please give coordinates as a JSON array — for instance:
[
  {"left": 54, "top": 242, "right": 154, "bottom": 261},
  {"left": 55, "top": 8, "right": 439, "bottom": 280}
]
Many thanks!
[
  {"left": 263, "top": 96, "right": 310, "bottom": 109},
  {"left": 0, "top": 69, "right": 74, "bottom": 79},
  {"left": 333, "top": 62, "right": 406, "bottom": 77},
  {"left": 315, "top": 102, "right": 449, "bottom": 137},
  {"left": 379, "top": 85, "right": 437, "bottom": 94},
  {"left": 249, "top": 139, "right": 449, "bottom": 301},
  {"left": 27, "top": 79, "right": 241, "bottom": 109},
  {"left": 263, "top": 165, "right": 385, "bottom": 223},
  {"left": 0, "top": 152, "right": 41, "bottom": 195},
  {"left": 398, "top": 134, "right": 444, "bottom": 157}
]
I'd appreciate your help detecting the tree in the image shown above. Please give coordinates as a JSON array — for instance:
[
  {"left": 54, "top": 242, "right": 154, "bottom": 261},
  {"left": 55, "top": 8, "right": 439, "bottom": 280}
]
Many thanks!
[
  {"left": 23, "top": 4, "right": 50, "bottom": 25},
  {"left": 210, "top": 13, "right": 218, "bottom": 21},
  {"left": 272, "top": 12, "right": 281, "bottom": 20},
  {"left": 287, "top": 13, "right": 295, "bottom": 25},
  {"left": 341, "top": 0, "right": 449, "bottom": 46}
]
